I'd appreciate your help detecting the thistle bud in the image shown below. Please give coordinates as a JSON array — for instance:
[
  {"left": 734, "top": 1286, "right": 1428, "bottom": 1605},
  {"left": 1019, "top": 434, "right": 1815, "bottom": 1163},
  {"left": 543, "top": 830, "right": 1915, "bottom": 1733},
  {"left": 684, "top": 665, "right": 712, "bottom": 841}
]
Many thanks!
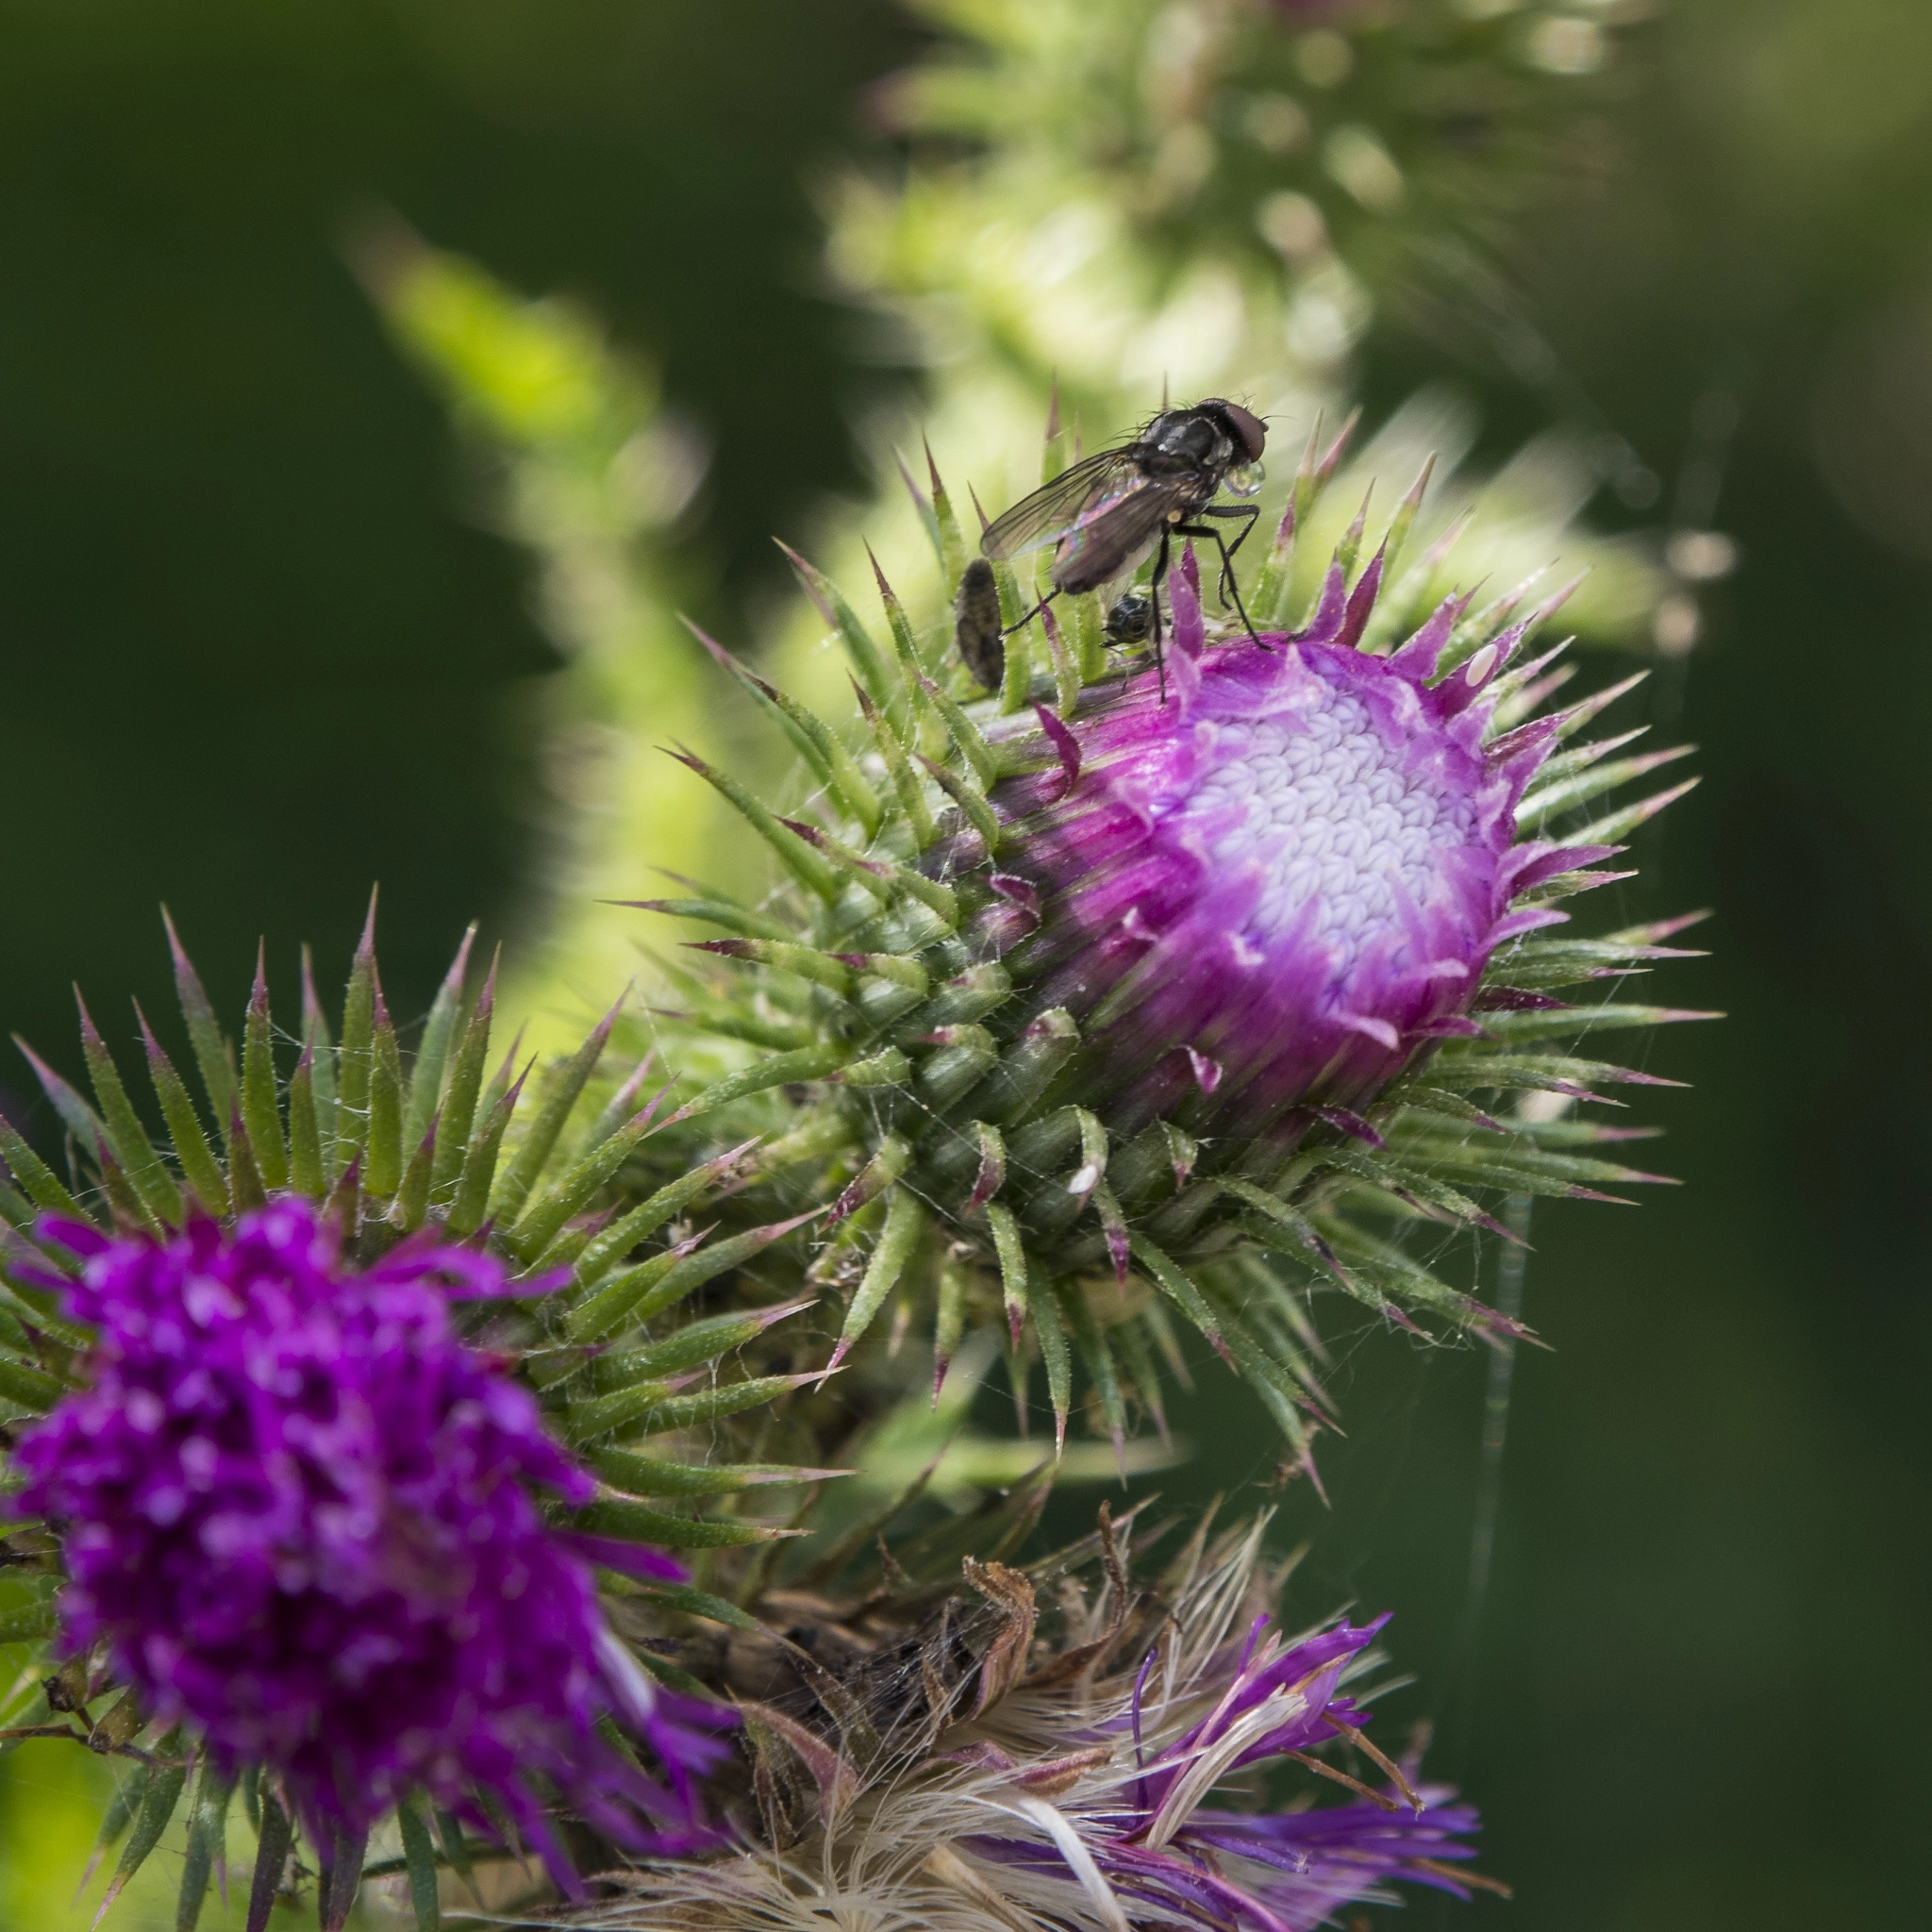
[{"left": 639, "top": 469, "right": 1707, "bottom": 1466}]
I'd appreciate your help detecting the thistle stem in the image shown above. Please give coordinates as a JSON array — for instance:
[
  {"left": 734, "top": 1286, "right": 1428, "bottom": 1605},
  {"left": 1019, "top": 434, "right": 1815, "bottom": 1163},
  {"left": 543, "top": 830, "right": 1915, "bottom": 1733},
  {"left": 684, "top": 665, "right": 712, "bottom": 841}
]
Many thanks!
[{"left": 1444, "top": 1191, "right": 1533, "bottom": 1779}]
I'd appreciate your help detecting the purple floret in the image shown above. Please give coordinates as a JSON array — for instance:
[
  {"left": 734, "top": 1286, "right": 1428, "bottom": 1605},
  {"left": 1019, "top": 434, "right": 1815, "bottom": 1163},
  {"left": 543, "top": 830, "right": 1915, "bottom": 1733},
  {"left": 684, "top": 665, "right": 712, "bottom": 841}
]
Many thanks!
[
  {"left": 962, "top": 1606, "right": 1487, "bottom": 1929},
  {"left": 991, "top": 546, "right": 1592, "bottom": 1141},
  {"left": 13, "top": 1201, "right": 733, "bottom": 1865}
]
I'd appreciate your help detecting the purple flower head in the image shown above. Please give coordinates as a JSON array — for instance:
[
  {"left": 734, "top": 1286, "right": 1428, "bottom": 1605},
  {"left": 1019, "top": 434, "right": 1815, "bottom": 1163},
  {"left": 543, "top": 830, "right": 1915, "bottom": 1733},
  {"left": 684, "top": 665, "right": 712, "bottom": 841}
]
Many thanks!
[
  {"left": 13, "top": 1201, "right": 733, "bottom": 1866},
  {"left": 991, "top": 545, "right": 1592, "bottom": 1145}
]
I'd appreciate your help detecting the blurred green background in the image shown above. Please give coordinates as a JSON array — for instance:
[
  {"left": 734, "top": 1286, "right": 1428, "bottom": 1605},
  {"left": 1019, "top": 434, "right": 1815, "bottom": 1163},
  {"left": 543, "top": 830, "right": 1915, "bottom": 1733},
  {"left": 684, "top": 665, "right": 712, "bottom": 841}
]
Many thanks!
[{"left": 2, "top": 0, "right": 1927, "bottom": 1926}]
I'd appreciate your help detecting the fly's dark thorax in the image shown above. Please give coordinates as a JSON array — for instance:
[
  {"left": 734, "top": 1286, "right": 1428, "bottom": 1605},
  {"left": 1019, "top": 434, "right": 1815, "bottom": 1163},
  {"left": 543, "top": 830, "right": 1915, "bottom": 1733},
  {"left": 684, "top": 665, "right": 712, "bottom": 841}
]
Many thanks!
[{"left": 1144, "top": 407, "right": 1236, "bottom": 467}]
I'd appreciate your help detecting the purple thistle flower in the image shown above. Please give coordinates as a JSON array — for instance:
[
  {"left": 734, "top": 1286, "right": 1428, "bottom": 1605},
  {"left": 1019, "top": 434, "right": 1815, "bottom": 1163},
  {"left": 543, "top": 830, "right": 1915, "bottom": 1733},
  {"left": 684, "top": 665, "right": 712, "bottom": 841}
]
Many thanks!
[
  {"left": 12, "top": 1200, "right": 733, "bottom": 1868},
  {"left": 990, "top": 546, "right": 1597, "bottom": 1144}
]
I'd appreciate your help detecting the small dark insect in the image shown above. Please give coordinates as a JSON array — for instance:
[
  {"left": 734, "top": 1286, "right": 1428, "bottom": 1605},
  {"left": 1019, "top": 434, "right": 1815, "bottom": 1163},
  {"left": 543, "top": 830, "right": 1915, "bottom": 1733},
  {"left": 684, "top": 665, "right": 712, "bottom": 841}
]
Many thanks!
[
  {"left": 980, "top": 397, "right": 1268, "bottom": 687},
  {"left": 1103, "top": 589, "right": 1152, "bottom": 646},
  {"left": 953, "top": 556, "right": 1006, "bottom": 691}
]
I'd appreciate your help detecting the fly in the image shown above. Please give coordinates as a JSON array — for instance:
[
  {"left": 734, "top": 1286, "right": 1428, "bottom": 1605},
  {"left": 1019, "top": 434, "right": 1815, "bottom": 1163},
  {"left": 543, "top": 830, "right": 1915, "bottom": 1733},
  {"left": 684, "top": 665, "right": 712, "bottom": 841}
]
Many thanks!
[
  {"left": 979, "top": 398, "right": 1268, "bottom": 692},
  {"left": 953, "top": 558, "right": 1007, "bottom": 691},
  {"left": 1103, "top": 589, "right": 1152, "bottom": 647}
]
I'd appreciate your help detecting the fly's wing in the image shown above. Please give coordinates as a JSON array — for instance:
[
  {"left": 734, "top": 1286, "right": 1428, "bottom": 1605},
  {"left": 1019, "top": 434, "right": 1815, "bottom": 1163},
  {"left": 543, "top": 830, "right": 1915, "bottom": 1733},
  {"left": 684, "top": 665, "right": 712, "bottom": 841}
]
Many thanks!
[
  {"left": 1047, "top": 473, "right": 1182, "bottom": 592},
  {"left": 979, "top": 448, "right": 1149, "bottom": 559}
]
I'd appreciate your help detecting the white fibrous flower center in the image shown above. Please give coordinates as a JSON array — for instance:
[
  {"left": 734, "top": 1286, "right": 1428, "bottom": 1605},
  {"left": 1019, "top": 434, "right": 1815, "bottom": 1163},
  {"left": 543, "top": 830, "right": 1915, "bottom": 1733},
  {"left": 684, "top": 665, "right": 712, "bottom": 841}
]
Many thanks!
[{"left": 1163, "top": 689, "right": 1475, "bottom": 970}]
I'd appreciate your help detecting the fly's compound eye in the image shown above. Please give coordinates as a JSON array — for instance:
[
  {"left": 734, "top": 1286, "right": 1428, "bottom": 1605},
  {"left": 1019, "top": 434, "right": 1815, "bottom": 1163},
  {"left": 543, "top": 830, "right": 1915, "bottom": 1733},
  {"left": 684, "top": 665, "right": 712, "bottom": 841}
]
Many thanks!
[{"left": 1219, "top": 402, "right": 1267, "bottom": 463}]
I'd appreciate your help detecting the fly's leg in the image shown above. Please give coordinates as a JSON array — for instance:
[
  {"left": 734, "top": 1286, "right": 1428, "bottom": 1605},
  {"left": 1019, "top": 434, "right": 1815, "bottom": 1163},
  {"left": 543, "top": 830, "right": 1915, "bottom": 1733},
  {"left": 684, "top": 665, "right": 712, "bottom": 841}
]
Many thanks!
[
  {"left": 1176, "top": 505, "right": 1267, "bottom": 647},
  {"left": 1146, "top": 529, "right": 1171, "bottom": 703},
  {"left": 1001, "top": 585, "right": 1062, "bottom": 637},
  {"left": 1176, "top": 507, "right": 1263, "bottom": 640},
  {"left": 1203, "top": 502, "right": 1261, "bottom": 591}
]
